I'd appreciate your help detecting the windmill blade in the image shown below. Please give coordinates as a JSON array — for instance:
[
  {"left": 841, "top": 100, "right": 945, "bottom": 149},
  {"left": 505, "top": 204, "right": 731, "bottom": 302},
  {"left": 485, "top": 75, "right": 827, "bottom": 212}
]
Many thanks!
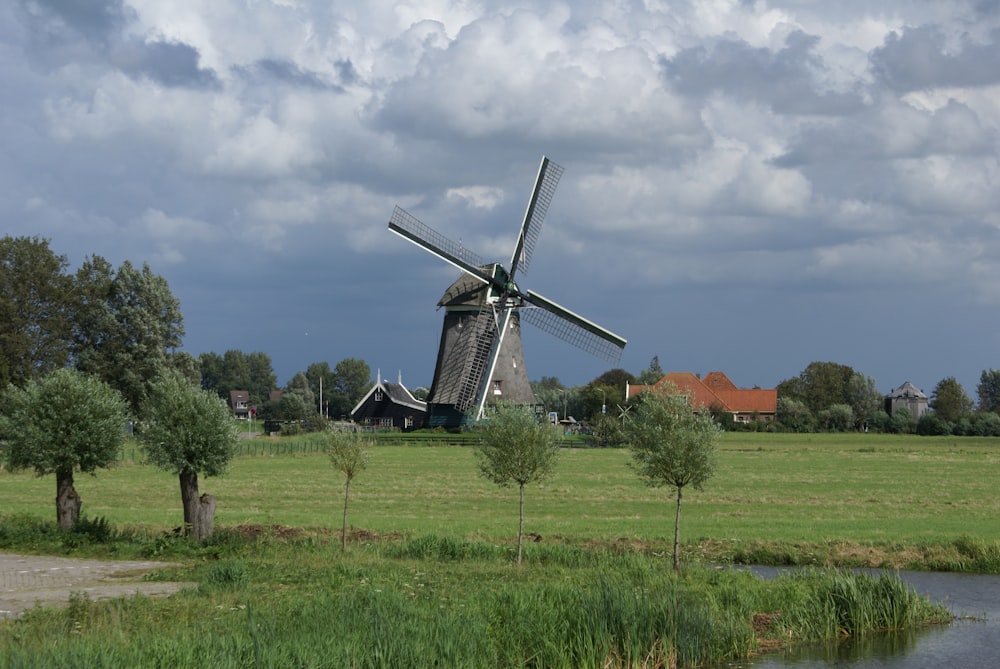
[
  {"left": 509, "top": 157, "right": 564, "bottom": 279},
  {"left": 521, "top": 289, "right": 626, "bottom": 363},
  {"left": 389, "top": 206, "right": 498, "bottom": 287}
]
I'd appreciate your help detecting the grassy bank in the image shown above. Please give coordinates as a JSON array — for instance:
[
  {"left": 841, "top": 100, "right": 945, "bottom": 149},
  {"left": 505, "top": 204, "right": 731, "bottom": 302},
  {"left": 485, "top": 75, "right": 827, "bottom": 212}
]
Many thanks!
[
  {"left": 2, "top": 432, "right": 998, "bottom": 571},
  {"left": 0, "top": 524, "right": 951, "bottom": 668}
]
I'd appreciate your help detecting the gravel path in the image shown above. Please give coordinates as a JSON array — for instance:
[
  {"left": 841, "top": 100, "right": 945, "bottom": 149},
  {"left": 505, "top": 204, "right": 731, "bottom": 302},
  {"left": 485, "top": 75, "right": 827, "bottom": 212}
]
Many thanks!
[{"left": 0, "top": 552, "right": 188, "bottom": 621}]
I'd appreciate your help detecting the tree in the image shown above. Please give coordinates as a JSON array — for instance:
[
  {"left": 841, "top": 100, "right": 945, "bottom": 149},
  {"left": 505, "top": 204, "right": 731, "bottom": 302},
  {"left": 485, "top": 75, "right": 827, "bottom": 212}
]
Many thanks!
[
  {"left": 590, "top": 368, "right": 636, "bottom": 390},
  {"left": 328, "top": 358, "right": 372, "bottom": 419},
  {"left": 306, "top": 361, "right": 335, "bottom": 416},
  {"left": 73, "top": 258, "right": 185, "bottom": 415},
  {"left": 1, "top": 368, "right": 128, "bottom": 529},
  {"left": 930, "top": 377, "right": 973, "bottom": 423},
  {"left": 475, "top": 403, "right": 560, "bottom": 564},
  {"left": 137, "top": 371, "right": 238, "bottom": 541},
  {"left": 977, "top": 369, "right": 1000, "bottom": 414},
  {"left": 777, "top": 362, "right": 855, "bottom": 414},
  {"left": 776, "top": 397, "right": 814, "bottom": 432},
  {"left": 326, "top": 430, "right": 371, "bottom": 550},
  {"left": 0, "top": 236, "right": 73, "bottom": 388},
  {"left": 284, "top": 372, "right": 316, "bottom": 417},
  {"left": 846, "top": 372, "right": 883, "bottom": 430},
  {"left": 635, "top": 355, "right": 664, "bottom": 384},
  {"left": 624, "top": 390, "right": 720, "bottom": 571},
  {"left": 199, "top": 350, "right": 276, "bottom": 405}
]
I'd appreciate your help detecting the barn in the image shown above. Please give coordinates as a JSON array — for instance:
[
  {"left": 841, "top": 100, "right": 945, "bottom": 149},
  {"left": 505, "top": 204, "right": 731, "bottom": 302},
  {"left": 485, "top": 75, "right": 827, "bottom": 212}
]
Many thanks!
[{"left": 350, "top": 371, "right": 427, "bottom": 431}]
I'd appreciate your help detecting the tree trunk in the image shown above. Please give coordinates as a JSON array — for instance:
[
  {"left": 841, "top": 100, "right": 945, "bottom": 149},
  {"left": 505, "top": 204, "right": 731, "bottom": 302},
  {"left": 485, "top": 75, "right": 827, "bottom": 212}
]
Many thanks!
[
  {"left": 179, "top": 469, "right": 200, "bottom": 536},
  {"left": 195, "top": 493, "right": 216, "bottom": 542},
  {"left": 341, "top": 477, "right": 351, "bottom": 551},
  {"left": 673, "top": 486, "right": 683, "bottom": 572},
  {"left": 517, "top": 482, "right": 525, "bottom": 565},
  {"left": 55, "top": 468, "right": 81, "bottom": 530}
]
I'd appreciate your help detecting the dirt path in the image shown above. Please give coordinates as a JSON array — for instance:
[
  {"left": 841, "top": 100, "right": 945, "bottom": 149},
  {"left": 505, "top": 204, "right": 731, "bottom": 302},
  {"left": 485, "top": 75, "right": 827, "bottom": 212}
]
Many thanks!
[{"left": 0, "top": 552, "right": 189, "bottom": 621}]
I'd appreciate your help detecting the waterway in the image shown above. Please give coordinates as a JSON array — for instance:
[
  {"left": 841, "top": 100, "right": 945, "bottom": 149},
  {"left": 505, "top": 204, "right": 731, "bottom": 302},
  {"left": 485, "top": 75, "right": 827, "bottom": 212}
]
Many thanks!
[{"left": 725, "top": 568, "right": 1000, "bottom": 668}]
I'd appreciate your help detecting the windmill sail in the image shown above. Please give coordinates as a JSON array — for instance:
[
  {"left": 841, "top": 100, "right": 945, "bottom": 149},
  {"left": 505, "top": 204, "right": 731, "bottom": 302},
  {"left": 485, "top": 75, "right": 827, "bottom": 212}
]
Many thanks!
[
  {"left": 388, "top": 155, "right": 626, "bottom": 426},
  {"left": 509, "top": 157, "right": 564, "bottom": 278}
]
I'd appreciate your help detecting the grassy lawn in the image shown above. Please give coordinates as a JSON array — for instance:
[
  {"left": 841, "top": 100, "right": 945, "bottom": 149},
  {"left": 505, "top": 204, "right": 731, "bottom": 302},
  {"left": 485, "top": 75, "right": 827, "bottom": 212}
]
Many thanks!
[
  {"left": 1, "top": 431, "right": 986, "bottom": 667},
  {"left": 2, "top": 432, "right": 998, "bottom": 568}
]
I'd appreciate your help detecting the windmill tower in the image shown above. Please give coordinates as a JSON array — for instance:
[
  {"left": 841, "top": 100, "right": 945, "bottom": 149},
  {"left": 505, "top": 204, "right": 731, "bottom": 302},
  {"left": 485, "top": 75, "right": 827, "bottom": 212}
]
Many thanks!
[{"left": 389, "top": 156, "right": 626, "bottom": 427}]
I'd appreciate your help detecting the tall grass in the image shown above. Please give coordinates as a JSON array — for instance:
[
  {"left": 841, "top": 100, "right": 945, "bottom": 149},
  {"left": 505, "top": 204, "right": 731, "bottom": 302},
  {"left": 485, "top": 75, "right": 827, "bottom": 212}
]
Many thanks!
[{"left": 0, "top": 529, "right": 950, "bottom": 669}]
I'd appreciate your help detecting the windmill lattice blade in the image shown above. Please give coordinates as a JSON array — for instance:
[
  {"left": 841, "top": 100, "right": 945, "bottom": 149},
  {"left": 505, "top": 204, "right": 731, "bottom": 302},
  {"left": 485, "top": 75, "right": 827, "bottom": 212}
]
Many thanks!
[
  {"left": 389, "top": 206, "right": 487, "bottom": 279},
  {"left": 521, "top": 291, "right": 626, "bottom": 363},
  {"left": 509, "top": 157, "right": 564, "bottom": 278}
]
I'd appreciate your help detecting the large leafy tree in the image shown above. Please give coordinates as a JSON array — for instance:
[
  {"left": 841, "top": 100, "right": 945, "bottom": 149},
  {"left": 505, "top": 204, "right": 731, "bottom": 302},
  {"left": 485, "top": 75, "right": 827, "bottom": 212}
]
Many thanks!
[
  {"left": 977, "top": 369, "right": 1000, "bottom": 414},
  {"left": 199, "top": 350, "right": 276, "bottom": 405},
  {"left": 475, "top": 403, "right": 560, "bottom": 564},
  {"left": 625, "top": 389, "right": 720, "bottom": 571},
  {"left": 930, "top": 377, "right": 973, "bottom": 423},
  {"left": 777, "top": 362, "right": 856, "bottom": 414},
  {"left": 0, "top": 236, "right": 74, "bottom": 388},
  {"left": 138, "top": 372, "right": 238, "bottom": 541},
  {"left": 328, "top": 358, "right": 372, "bottom": 419},
  {"left": 845, "top": 373, "right": 883, "bottom": 429},
  {"left": 73, "top": 258, "right": 185, "bottom": 415},
  {"left": 306, "top": 361, "right": 335, "bottom": 416},
  {"left": 1, "top": 368, "right": 129, "bottom": 529}
]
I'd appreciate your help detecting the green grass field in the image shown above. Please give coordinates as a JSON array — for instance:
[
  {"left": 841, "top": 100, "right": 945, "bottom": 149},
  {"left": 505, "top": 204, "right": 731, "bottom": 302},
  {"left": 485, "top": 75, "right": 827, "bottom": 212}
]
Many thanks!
[
  {"left": 2, "top": 432, "right": 998, "bottom": 568},
  {"left": 1, "top": 431, "right": 983, "bottom": 667}
]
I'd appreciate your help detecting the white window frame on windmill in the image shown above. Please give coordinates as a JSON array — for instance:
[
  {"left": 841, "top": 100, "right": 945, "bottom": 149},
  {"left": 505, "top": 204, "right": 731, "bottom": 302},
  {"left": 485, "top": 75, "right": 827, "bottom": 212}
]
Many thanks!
[{"left": 493, "top": 380, "right": 503, "bottom": 395}]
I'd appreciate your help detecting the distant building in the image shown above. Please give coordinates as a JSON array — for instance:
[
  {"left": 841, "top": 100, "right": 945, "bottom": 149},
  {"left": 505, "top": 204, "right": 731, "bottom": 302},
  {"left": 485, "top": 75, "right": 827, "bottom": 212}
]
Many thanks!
[
  {"left": 229, "top": 390, "right": 250, "bottom": 420},
  {"left": 351, "top": 371, "right": 427, "bottom": 431},
  {"left": 885, "top": 381, "right": 928, "bottom": 420},
  {"left": 626, "top": 371, "right": 777, "bottom": 423}
]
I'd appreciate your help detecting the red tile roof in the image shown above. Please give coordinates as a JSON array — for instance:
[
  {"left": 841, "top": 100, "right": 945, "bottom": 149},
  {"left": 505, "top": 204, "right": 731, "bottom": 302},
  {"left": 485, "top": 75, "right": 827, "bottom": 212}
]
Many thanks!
[{"left": 628, "top": 371, "right": 776, "bottom": 415}]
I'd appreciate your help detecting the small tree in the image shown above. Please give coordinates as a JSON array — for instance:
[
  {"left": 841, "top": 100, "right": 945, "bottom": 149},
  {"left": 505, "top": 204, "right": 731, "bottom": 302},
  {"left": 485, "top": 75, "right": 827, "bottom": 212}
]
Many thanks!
[
  {"left": 1, "top": 368, "right": 128, "bottom": 529},
  {"left": 138, "top": 371, "right": 238, "bottom": 541},
  {"left": 624, "top": 390, "right": 720, "bottom": 571},
  {"left": 475, "top": 403, "right": 560, "bottom": 564},
  {"left": 326, "top": 430, "right": 371, "bottom": 550}
]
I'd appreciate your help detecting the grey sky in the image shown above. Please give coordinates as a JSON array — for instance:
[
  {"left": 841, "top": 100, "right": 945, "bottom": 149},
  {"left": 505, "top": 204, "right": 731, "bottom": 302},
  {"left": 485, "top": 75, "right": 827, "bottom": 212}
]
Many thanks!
[{"left": 3, "top": 0, "right": 999, "bottom": 398}]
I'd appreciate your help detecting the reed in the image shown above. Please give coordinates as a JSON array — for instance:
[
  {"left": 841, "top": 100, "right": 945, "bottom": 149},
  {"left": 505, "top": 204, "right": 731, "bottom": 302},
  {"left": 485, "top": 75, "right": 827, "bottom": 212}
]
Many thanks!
[{"left": 0, "top": 530, "right": 950, "bottom": 669}]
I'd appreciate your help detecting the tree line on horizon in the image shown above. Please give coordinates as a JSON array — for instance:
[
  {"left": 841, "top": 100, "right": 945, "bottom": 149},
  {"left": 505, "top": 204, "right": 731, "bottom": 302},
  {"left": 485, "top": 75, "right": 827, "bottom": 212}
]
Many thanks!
[{"left": 2, "top": 235, "right": 998, "bottom": 439}]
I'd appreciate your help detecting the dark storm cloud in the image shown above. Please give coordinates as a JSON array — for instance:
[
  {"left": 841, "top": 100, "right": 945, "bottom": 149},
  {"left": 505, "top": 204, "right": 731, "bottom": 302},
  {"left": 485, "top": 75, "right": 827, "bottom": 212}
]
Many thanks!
[
  {"left": 872, "top": 25, "right": 1000, "bottom": 91},
  {"left": 111, "top": 39, "right": 219, "bottom": 89},
  {"left": 233, "top": 58, "right": 343, "bottom": 91},
  {"left": 661, "top": 31, "right": 865, "bottom": 115}
]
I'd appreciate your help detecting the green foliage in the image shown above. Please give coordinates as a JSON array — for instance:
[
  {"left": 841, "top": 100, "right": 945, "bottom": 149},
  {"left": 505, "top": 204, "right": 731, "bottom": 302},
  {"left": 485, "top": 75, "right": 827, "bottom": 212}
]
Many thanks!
[
  {"left": 327, "top": 430, "right": 372, "bottom": 550},
  {"left": 1, "top": 368, "right": 128, "bottom": 477},
  {"left": 327, "top": 357, "right": 373, "bottom": 419},
  {"left": 977, "top": 368, "right": 1000, "bottom": 413},
  {"left": 284, "top": 371, "right": 315, "bottom": 417},
  {"left": 138, "top": 372, "right": 239, "bottom": 478},
  {"left": 199, "top": 350, "right": 276, "bottom": 405},
  {"left": 817, "top": 403, "right": 854, "bottom": 432},
  {"left": 73, "top": 257, "right": 185, "bottom": 415},
  {"left": 0, "top": 533, "right": 950, "bottom": 669},
  {"left": 625, "top": 392, "right": 720, "bottom": 493},
  {"left": 475, "top": 404, "right": 559, "bottom": 489},
  {"left": 929, "top": 377, "right": 973, "bottom": 423},
  {"left": 916, "top": 413, "right": 952, "bottom": 436},
  {"left": 776, "top": 396, "right": 815, "bottom": 432},
  {"left": 0, "top": 236, "right": 73, "bottom": 388},
  {"left": 777, "top": 361, "right": 856, "bottom": 414},
  {"left": 625, "top": 390, "right": 720, "bottom": 570}
]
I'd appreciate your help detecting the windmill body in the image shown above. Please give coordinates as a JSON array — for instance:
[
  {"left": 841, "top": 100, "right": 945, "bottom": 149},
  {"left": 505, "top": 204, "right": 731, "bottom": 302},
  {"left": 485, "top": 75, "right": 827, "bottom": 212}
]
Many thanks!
[{"left": 389, "top": 157, "right": 626, "bottom": 428}]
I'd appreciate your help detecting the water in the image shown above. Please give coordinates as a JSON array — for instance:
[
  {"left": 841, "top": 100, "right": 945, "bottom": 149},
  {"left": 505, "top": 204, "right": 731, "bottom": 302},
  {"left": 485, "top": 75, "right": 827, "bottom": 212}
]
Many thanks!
[{"left": 726, "top": 568, "right": 1000, "bottom": 668}]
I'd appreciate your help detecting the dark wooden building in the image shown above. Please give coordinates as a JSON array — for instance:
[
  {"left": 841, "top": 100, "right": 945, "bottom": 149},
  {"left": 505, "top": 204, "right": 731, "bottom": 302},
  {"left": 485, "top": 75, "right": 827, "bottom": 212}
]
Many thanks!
[{"left": 351, "top": 371, "right": 427, "bottom": 431}]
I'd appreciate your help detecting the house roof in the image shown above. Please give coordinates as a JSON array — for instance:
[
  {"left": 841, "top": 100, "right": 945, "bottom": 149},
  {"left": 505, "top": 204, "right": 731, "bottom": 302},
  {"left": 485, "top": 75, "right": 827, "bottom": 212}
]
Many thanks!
[
  {"left": 627, "top": 371, "right": 777, "bottom": 414},
  {"left": 350, "top": 371, "right": 427, "bottom": 417},
  {"left": 886, "top": 381, "right": 927, "bottom": 399}
]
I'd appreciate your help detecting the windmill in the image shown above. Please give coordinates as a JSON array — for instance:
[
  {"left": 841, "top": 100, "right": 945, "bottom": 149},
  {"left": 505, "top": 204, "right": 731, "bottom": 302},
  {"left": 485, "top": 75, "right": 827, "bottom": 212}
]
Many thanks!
[{"left": 389, "top": 156, "right": 626, "bottom": 427}]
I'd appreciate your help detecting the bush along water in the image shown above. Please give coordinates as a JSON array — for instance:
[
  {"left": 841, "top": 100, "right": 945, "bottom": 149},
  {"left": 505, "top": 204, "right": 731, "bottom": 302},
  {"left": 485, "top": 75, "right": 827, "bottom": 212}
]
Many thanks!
[{"left": 0, "top": 532, "right": 951, "bottom": 669}]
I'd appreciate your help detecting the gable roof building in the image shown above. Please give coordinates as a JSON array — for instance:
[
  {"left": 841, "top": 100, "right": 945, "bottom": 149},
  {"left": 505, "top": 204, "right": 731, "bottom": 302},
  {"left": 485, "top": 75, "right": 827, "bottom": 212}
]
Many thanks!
[
  {"left": 626, "top": 371, "right": 777, "bottom": 423},
  {"left": 885, "top": 381, "right": 928, "bottom": 420},
  {"left": 229, "top": 390, "right": 251, "bottom": 419},
  {"left": 351, "top": 370, "right": 427, "bottom": 431}
]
